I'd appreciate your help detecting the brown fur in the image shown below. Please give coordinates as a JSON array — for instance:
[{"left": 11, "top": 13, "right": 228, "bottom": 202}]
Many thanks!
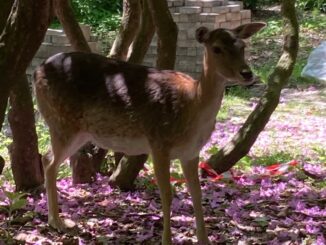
[{"left": 34, "top": 23, "right": 265, "bottom": 244}]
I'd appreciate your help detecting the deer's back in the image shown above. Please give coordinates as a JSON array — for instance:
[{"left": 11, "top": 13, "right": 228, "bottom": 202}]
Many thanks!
[{"left": 34, "top": 52, "right": 200, "bottom": 152}]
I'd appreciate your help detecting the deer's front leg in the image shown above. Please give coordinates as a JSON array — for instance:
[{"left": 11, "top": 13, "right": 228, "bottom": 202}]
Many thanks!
[
  {"left": 152, "top": 149, "right": 172, "bottom": 245},
  {"left": 181, "top": 157, "right": 209, "bottom": 244}
]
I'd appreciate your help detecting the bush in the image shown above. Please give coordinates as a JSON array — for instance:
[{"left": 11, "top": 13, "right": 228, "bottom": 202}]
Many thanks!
[
  {"left": 297, "top": 0, "right": 326, "bottom": 12},
  {"left": 243, "top": 0, "right": 280, "bottom": 10},
  {"left": 71, "top": 0, "right": 122, "bottom": 32}
]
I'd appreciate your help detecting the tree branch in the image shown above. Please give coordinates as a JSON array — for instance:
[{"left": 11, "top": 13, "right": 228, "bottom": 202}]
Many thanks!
[{"left": 208, "top": 0, "right": 299, "bottom": 173}]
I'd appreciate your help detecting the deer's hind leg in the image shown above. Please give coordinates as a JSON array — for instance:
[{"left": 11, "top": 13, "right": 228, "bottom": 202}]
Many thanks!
[{"left": 43, "top": 128, "right": 88, "bottom": 231}]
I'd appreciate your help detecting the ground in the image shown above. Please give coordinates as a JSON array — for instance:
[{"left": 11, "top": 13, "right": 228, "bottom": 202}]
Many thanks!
[{"left": 0, "top": 6, "right": 326, "bottom": 245}]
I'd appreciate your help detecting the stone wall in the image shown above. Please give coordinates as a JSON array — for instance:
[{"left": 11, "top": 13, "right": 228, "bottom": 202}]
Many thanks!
[
  {"left": 143, "top": 0, "right": 251, "bottom": 79},
  {"left": 27, "top": 25, "right": 100, "bottom": 77}
]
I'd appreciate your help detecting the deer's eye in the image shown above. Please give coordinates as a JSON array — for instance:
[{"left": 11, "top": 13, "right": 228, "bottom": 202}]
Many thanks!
[{"left": 213, "top": 47, "right": 222, "bottom": 54}]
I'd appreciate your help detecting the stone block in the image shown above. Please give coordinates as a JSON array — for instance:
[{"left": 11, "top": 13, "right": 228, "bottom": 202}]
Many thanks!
[
  {"left": 173, "top": 13, "right": 181, "bottom": 22},
  {"left": 230, "top": 20, "right": 241, "bottom": 28},
  {"left": 179, "top": 6, "right": 201, "bottom": 14},
  {"left": 177, "top": 47, "right": 188, "bottom": 55},
  {"left": 241, "top": 18, "right": 251, "bottom": 24},
  {"left": 43, "top": 35, "right": 52, "bottom": 43},
  {"left": 187, "top": 47, "right": 197, "bottom": 56},
  {"left": 188, "top": 13, "right": 200, "bottom": 22},
  {"left": 80, "top": 24, "right": 91, "bottom": 41},
  {"left": 31, "top": 58, "right": 44, "bottom": 67},
  {"left": 178, "top": 39, "right": 198, "bottom": 48},
  {"left": 202, "top": 7, "right": 212, "bottom": 13},
  {"left": 240, "top": 9, "right": 251, "bottom": 19},
  {"left": 185, "top": 0, "right": 202, "bottom": 7},
  {"left": 178, "top": 30, "right": 188, "bottom": 40},
  {"left": 173, "top": 0, "right": 184, "bottom": 7},
  {"left": 200, "top": 13, "right": 218, "bottom": 22},
  {"left": 46, "top": 29, "right": 64, "bottom": 36},
  {"left": 229, "top": 1, "right": 243, "bottom": 9},
  {"left": 228, "top": 4, "right": 241, "bottom": 12},
  {"left": 216, "top": 13, "right": 226, "bottom": 23},
  {"left": 212, "top": 6, "right": 228, "bottom": 14},
  {"left": 51, "top": 35, "right": 69, "bottom": 44},
  {"left": 88, "top": 42, "right": 100, "bottom": 53},
  {"left": 226, "top": 12, "right": 241, "bottom": 21},
  {"left": 178, "top": 22, "right": 201, "bottom": 31},
  {"left": 220, "top": 22, "right": 230, "bottom": 28},
  {"left": 202, "top": 0, "right": 224, "bottom": 7}
]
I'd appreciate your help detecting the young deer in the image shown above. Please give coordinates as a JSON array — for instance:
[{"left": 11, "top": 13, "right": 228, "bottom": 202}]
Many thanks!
[{"left": 33, "top": 22, "right": 265, "bottom": 244}]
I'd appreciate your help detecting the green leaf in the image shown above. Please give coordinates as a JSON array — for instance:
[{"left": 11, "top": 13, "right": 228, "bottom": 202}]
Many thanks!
[{"left": 10, "top": 199, "right": 27, "bottom": 212}]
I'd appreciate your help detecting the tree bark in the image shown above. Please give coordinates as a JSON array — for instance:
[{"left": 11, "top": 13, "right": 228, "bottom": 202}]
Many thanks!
[
  {"left": 207, "top": 0, "right": 299, "bottom": 174},
  {"left": 0, "top": 0, "right": 52, "bottom": 132},
  {"left": 0, "top": 0, "right": 51, "bottom": 190},
  {"left": 128, "top": 0, "right": 155, "bottom": 64},
  {"left": 109, "top": 0, "right": 178, "bottom": 190},
  {"left": 54, "top": 0, "right": 107, "bottom": 184},
  {"left": 109, "top": 0, "right": 141, "bottom": 60},
  {"left": 147, "top": 0, "right": 178, "bottom": 69},
  {"left": 8, "top": 76, "right": 44, "bottom": 191},
  {"left": 54, "top": 0, "right": 91, "bottom": 52}
]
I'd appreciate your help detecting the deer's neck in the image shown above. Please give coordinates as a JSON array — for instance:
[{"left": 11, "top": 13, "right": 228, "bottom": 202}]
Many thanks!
[{"left": 198, "top": 51, "right": 226, "bottom": 107}]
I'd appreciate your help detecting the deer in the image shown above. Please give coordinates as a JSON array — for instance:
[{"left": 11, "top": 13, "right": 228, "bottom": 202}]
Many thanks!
[{"left": 33, "top": 22, "right": 265, "bottom": 244}]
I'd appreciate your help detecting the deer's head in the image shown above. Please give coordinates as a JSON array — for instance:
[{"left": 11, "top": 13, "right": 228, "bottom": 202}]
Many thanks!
[{"left": 196, "top": 22, "right": 266, "bottom": 84}]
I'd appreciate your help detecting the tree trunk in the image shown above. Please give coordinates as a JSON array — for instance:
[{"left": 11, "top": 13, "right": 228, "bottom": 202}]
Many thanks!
[
  {"left": 207, "top": 0, "right": 299, "bottom": 174},
  {"left": 0, "top": 0, "right": 52, "bottom": 132},
  {"left": 109, "top": 0, "right": 141, "bottom": 60},
  {"left": 147, "top": 0, "right": 178, "bottom": 69},
  {"left": 0, "top": 156, "right": 4, "bottom": 175},
  {"left": 0, "top": 0, "right": 51, "bottom": 190},
  {"left": 109, "top": 0, "right": 178, "bottom": 190},
  {"left": 54, "top": 0, "right": 107, "bottom": 184},
  {"left": 8, "top": 76, "right": 44, "bottom": 191},
  {"left": 128, "top": 0, "right": 155, "bottom": 64},
  {"left": 54, "top": 0, "right": 91, "bottom": 52}
]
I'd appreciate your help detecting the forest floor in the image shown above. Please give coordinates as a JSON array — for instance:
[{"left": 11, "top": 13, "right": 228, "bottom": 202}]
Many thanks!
[{"left": 0, "top": 7, "right": 326, "bottom": 245}]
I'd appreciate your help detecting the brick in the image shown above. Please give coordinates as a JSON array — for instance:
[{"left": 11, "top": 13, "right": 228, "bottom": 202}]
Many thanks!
[
  {"left": 51, "top": 35, "right": 69, "bottom": 44},
  {"left": 230, "top": 20, "right": 241, "bottom": 28},
  {"left": 240, "top": 9, "right": 251, "bottom": 19},
  {"left": 173, "top": 0, "right": 184, "bottom": 7},
  {"left": 214, "top": 22, "right": 220, "bottom": 28},
  {"left": 179, "top": 6, "right": 201, "bottom": 14},
  {"left": 220, "top": 22, "right": 230, "bottom": 28},
  {"left": 202, "top": 7, "right": 212, "bottom": 13},
  {"left": 43, "top": 35, "right": 52, "bottom": 43},
  {"left": 172, "top": 13, "right": 181, "bottom": 22},
  {"left": 187, "top": 47, "right": 197, "bottom": 56},
  {"left": 178, "top": 30, "right": 188, "bottom": 40},
  {"left": 228, "top": 4, "right": 241, "bottom": 12},
  {"left": 46, "top": 29, "right": 64, "bottom": 36},
  {"left": 241, "top": 18, "right": 251, "bottom": 24},
  {"left": 226, "top": 12, "right": 240, "bottom": 21},
  {"left": 215, "top": 13, "right": 226, "bottom": 23},
  {"left": 178, "top": 39, "right": 198, "bottom": 47},
  {"left": 188, "top": 13, "right": 200, "bottom": 22},
  {"left": 180, "top": 13, "right": 189, "bottom": 22},
  {"left": 178, "top": 22, "right": 201, "bottom": 30},
  {"left": 187, "top": 29, "right": 196, "bottom": 39},
  {"left": 212, "top": 6, "right": 228, "bottom": 14},
  {"left": 185, "top": 0, "right": 202, "bottom": 7},
  {"left": 177, "top": 47, "right": 188, "bottom": 55},
  {"left": 202, "top": 0, "right": 224, "bottom": 7},
  {"left": 200, "top": 13, "right": 218, "bottom": 22},
  {"left": 228, "top": 1, "right": 243, "bottom": 9}
]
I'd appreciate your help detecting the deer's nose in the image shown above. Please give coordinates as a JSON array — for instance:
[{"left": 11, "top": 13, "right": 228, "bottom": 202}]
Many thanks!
[{"left": 240, "top": 69, "right": 253, "bottom": 81}]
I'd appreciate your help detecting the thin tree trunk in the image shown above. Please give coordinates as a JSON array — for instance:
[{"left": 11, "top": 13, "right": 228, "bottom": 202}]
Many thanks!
[
  {"left": 207, "top": 0, "right": 299, "bottom": 173},
  {"left": 0, "top": 0, "right": 51, "bottom": 190},
  {"left": 8, "top": 76, "right": 44, "bottom": 191},
  {"left": 54, "top": 0, "right": 91, "bottom": 52},
  {"left": 0, "top": 0, "right": 52, "bottom": 132},
  {"left": 54, "top": 0, "right": 107, "bottom": 184},
  {"left": 109, "top": 0, "right": 141, "bottom": 60},
  {"left": 0, "top": 0, "right": 14, "bottom": 169},
  {"left": 147, "top": 0, "right": 178, "bottom": 69},
  {"left": 109, "top": 0, "right": 178, "bottom": 190},
  {"left": 128, "top": 0, "right": 155, "bottom": 64}
]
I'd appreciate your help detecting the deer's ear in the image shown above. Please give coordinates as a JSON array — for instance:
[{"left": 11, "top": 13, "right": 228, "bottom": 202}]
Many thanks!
[
  {"left": 196, "top": 26, "right": 209, "bottom": 43},
  {"left": 233, "top": 22, "right": 266, "bottom": 39}
]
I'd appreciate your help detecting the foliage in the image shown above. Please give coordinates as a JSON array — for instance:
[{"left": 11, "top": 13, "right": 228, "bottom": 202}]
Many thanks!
[
  {"left": 296, "top": 0, "right": 326, "bottom": 12},
  {"left": 0, "top": 190, "right": 27, "bottom": 223},
  {"left": 243, "top": 0, "right": 280, "bottom": 10}
]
